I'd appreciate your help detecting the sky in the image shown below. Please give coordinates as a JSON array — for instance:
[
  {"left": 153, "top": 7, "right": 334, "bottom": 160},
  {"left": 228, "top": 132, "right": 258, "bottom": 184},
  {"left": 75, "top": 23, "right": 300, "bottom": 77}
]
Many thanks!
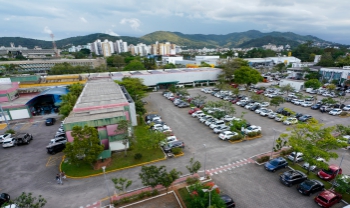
[{"left": 1, "top": 0, "right": 350, "bottom": 45}]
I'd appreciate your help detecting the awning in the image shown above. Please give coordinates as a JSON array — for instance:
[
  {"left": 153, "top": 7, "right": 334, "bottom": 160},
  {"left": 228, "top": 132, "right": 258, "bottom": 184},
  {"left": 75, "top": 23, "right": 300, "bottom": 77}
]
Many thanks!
[
  {"left": 194, "top": 80, "right": 210, "bottom": 83},
  {"left": 156, "top": 81, "right": 179, "bottom": 85}
]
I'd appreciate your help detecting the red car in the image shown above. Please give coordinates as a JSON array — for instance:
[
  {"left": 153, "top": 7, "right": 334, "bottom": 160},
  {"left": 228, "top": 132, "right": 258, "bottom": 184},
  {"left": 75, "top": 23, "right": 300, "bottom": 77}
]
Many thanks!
[
  {"left": 317, "top": 165, "right": 342, "bottom": 181},
  {"left": 256, "top": 90, "right": 265, "bottom": 94},
  {"left": 314, "top": 190, "right": 342, "bottom": 208},
  {"left": 231, "top": 98, "right": 240, "bottom": 104},
  {"left": 188, "top": 107, "right": 201, "bottom": 114}
]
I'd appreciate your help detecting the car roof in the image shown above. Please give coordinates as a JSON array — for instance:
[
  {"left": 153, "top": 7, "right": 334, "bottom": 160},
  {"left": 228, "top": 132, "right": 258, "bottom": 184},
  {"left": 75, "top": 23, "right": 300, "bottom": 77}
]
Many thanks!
[
  {"left": 2, "top": 138, "right": 14, "bottom": 142},
  {"left": 318, "top": 190, "right": 338, "bottom": 200},
  {"left": 328, "top": 164, "right": 340, "bottom": 170}
]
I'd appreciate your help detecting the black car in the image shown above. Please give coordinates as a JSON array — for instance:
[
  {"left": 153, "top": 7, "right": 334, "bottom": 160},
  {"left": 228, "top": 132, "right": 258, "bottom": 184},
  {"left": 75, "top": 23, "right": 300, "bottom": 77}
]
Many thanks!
[
  {"left": 15, "top": 133, "right": 33, "bottom": 145},
  {"left": 299, "top": 115, "right": 312, "bottom": 122},
  {"left": 295, "top": 113, "right": 303, "bottom": 118},
  {"left": 284, "top": 97, "right": 293, "bottom": 102},
  {"left": 220, "top": 194, "right": 235, "bottom": 208},
  {"left": 297, "top": 179, "right": 324, "bottom": 196},
  {"left": 280, "top": 170, "right": 307, "bottom": 187},
  {"left": 162, "top": 141, "right": 185, "bottom": 153},
  {"left": 45, "top": 118, "right": 56, "bottom": 126},
  {"left": 264, "top": 157, "right": 288, "bottom": 172},
  {"left": 0, "top": 193, "right": 10, "bottom": 206},
  {"left": 250, "top": 105, "right": 260, "bottom": 111},
  {"left": 276, "top": 107, "right": 285, "bottom": 114},
  {"left": 333, "top": 104, "right": 345, "bottom": 109},
  {"left": 311, "top": 104, "right": 322, "bottom": 110},
  {"left": 47, "top": 142, "right": 66, "bottom": 154}
]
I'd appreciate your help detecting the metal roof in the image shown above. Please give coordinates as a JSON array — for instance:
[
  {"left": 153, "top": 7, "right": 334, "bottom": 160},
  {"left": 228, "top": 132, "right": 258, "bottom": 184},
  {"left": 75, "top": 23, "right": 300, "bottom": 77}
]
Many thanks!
[{"left": 25, "top": 86, "right": 68, "bottom": 105}]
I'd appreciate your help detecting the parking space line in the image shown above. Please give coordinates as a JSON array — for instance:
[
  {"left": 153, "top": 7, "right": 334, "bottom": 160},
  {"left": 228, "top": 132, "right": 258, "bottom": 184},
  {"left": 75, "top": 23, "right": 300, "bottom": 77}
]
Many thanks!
[
  {"left": 20, "top": 122, "right": 32, "bottom": 131},
  {"left": 46, "top": 154, "right": 63, "bottom": 167}
]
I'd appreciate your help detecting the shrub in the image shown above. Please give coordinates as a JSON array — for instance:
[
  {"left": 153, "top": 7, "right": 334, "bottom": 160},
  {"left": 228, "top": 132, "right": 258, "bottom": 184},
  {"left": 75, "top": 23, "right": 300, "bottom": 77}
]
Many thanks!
[
  {"left": 256, "top": 130, "right": 261, "bottom": 136},
  {"left": 340, "top": 111, "right": 348, "bottom": 116},
  {"left": 230, "top": 134, "right": 243, "bottom": 141},
  {"left": 247, "top": 132, "right": 257, "bottom": 137},
  {"left": 113, "top": 190, "right": 159, "bottom": 206},
  {"left": 186, "top": 176, "right": 200, "bottom": 185},
  {"left": 280, "top": 149, "right": 293, "bottom": 156},
  {"left": 5, "top": 129, "right": 15, "bottom": 134},
  {"left": 134, "top": 153, "right": 143, "bottom": 160},
  {"left": 256, "top": 156, "right": 270, "bottom": 163},
  {"left": 172, "top": 147, "right": 183, "bottom": 155}
]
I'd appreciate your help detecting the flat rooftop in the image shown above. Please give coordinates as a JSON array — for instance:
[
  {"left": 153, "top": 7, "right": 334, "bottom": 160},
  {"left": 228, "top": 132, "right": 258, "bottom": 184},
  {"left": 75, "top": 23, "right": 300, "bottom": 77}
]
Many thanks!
[{"left": 74, "top": 78, "right": 128, "bottom": 110}]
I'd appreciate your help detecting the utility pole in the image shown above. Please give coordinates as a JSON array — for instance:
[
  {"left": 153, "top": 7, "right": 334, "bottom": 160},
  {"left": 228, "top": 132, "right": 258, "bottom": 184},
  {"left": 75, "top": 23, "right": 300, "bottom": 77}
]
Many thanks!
[{"left": 0, "top": 105, "right": 10, "bottom": 130}]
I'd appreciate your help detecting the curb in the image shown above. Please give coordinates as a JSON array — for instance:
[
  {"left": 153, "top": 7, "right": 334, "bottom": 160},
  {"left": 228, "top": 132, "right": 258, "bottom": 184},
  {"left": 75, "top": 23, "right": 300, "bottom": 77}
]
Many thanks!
[
  {"left": 228, "top": 135, "right": 262, "bottom": 144},
  {"left": 174, "top": 152, "right": 185, "bottom": 158},
  {"left": 228, "top": 139, "right": 243, "bottom": 144},
  {"left": 60, "top": 155, "right": 167, "bottom": 179},
  {"left": 245, "top": 135, "right": 262, "bottom": 141}
]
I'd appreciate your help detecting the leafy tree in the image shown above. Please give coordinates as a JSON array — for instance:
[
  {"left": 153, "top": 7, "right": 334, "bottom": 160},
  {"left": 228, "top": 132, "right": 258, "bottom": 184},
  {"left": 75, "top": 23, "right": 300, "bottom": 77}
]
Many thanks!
[
  {"left": 139, "top": 165, "right": 182, "bottom": 192},
  {"left": 59, "top": 83, "right": 83, "bottom": 118},
  {"left": 116, "top": 120, "right": 131, "bottom": 156},
  {"left": 111, "top": 177, "right": 132, "bottom": 194},
  {"left": 137, "top": 128, "right": 166, "bottom": 149},
  {"left": 143, "top": 57, "right": 156, "bottom": 70},
  {"left": 273, "top": 134, "right": 288, "bottom": 152},
  {"left": 186, "top": 157, "right": 202, "bottom": 175},
  {"left": 80, "top": 48, "right": 91, "bottom": 55},
  {"left": 326, "top": 84, "right": 336, "bottom": 91},
  {"left": 124, "top": 60, "right": 146, "bottom": 71},
  {"left": 187, "top": 183, "right": 226, "bottom": 208},
  {"left": 304, "top": 79, "right": 322, "bottom": 89},
  {"left": 334, "top": 175, "right": 350, "bottom": 194},
  {"left": 218, "top": 58, "right": 249, "bottom": 82},
  {"left": 280, "top": 84, "right": 295, "bottom": 96},
  {"left": 304, "top": 71, "right": 321, "bottom": 80},
  {"left": 321, "top": 97, "right": 337, "bottom": 106},
  {"left": 200, "top": 61, "right": 212, "bottom": 67},
  {"left": 11, "top": 192, "right": 47, "bottom": 208},
  {"left": 163, "top": 63, "right": 176, "bottom": 69},
  {"left": 233, "top": 66, "right": 263, "bottom": 86},
  {"left": 250, "top": 93, "right": 268, "bottom": 103},
  {"left": 63, "top": 125, "right": 104, "bottom": 167},
  {"left": 338, "top": 95, "right": 350, "bottom": 107},
  {"left": 175, "top": 88, "right": 189, "bottom": 96},
  {"left": 270, "top": 96, "right": 285, "bottom": 109},
  {"left": 317, "top": 52, "right": 335, "bottom": 67},
  {"left": 274, "top": 63, "right": 287, "bottom": 73}
]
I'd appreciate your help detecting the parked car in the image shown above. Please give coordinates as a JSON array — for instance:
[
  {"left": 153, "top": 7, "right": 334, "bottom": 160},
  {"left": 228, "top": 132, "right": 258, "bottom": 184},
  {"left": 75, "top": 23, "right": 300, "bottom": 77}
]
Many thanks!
[
  {"left": 220, "top": 194, "right": 235, "bottom": 208},
  {"left": 343, "top": 105, "right": 350, "bottom": 111},
  {"left": 188, "top": 107, "right": 201, "bottom": 114},
  {"left": 49, "top": 137, "right": 67, "bottom": 145},
  {"left": 0, "top": 133, "right": 12, "bottom": 143},
  {"left": 279, "top": 170, "right": 307, "bottom": 187},
  {"left": 178, "top": 102, "right": 190, "bottom": 108},
  {"left": 200, "top": 115, "right": 213, "bottom": 123},
  {"left": 274, "top": 114, "right": 285, "bottom": 122},
  {"left": 260, "top": 109, "right": 273, "bottom": 116},
  {"left": 302, "top": 157, "right": 325, "bottom": 172},
  {"left": 213, "top": 125, "right": 230, "bottom": 134},
  {"left": 255, "top": 108, "right": 267, "bottom": 114},
  {"left": 15, "top": 133, "right": 33, "bottom": 145},
  {"left": 318, "top": 165, "right": 342, "bottom": 181},
  {"left": 283, "top": 117, "right": 298, "bottom": 125},
  {"left": 160, "top": 136, "right": 178, "bottom": 147},
  {"left": 260, "top": 102, "right": 269, "bottom": 107},
  {"left": 219, "top": 131, "right": 238, "bottom": 140},
  {"left": 192, "top": 111, "right": 204, "bottom": 118},
  {"left": 2, "top": 138, "right": 16, "bottom": 148},
  {"left": 243, "top": 125, "right": 261, "bottom": 134},
  {"left": 287, "top": 152, "right": 303, "bottom": 162},
  {"left": 162, "top": 141, "right": 185, "bottom": 153},
  {"left": 45, "top": 118, "right": 56, "bottom": 126},
  {"left": 210, "top": 120, "right": 225, "bottom": 129},
  {"left": 265, "top": 157, "right": 288, "bottom": 172},
  {"left": 301, "top": 101, "right": 313, "bottom": 107},
  {"left": 314, "top": 190, "right": 342, "bottom": 208},
  {"left": 47, "top": 142, "right": 66, "bottom": 154},
  {"left": 250, "top": 104, "right": 261, "bottom": 111},
  {"left": 297, "top": 179, "right": 324, "bottom": 196},
  {"left": 311, "top": 104, "right": 322, "bottom": 110},
  {"left": 329, "top": 109, "right": 342, "bottom": 116},
  {"left": 0, "top": 193, "right": 10, "bottom": 206},
  {"left": 268, "top": 112, "right": 278, "bottom": 119},
  {"left": 299, "top": 115, "right": 313, "bottom": 122},
  {"left": 205, "top": 118, "right": 217, "bottom": 126},
  {"left": 223, "top": 115, "right": 236, "bottom": 122},
  {"left": 145, "top": 114, "right": 160, "bottom": 122}
]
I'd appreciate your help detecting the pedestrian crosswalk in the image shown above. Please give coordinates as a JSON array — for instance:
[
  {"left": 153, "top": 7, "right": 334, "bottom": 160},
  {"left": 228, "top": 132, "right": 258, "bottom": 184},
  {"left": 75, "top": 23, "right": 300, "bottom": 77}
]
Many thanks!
[{"left": 205, "top": 158, "right": 255, "bottom": 176}]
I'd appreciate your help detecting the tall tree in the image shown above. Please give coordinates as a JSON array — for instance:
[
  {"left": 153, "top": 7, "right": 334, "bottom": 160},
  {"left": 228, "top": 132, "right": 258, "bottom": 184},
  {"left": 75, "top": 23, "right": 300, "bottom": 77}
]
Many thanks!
[
  {"left": 11, "top": 192, "right": 47, "bottom": 208},
  {"left": 116, "top": 119, "right": 131, "bottom": 156},
  {"left": 280, "top": 84, "right": 295, "bottom": 96},
  {"left": 270, "top": 96, "right": 285, "bottom": 109},
  {"left": 111, "top": 177, "right": 132, "bottom": 194},
  {"left": 59, "top": 83, "right": 84, "bottom": 118},
  {"left": 63, "top": 125, "right": 104, "bottom": 167},
  {"left": 124, "top": 60, "right": 146, "bottom": 71},
  {"left": 304, "top": 79, "right": 322, "bottom": 89},
  {"left": 233, "top": 66, "right": 263, "bottom": 86},
  {"left": 219, "top": 58, "right": 249, "bottom": 82},
  {"left": 186, "top": 158, "right": 202, "bottom": 175}
]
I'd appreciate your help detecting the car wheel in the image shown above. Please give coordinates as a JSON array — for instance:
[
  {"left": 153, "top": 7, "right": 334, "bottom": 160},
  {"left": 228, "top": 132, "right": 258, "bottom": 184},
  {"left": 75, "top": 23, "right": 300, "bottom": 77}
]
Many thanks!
[
  {"left": 288, "top": 183, "right": 292, "bottom": 187},
  {"left": 284, "top": 165, "right": 287, "bottom": 168},
  {"left": 51, "top": 151, "right": 56, "bottom": 155},
  {"left": 272, "top": 169, "right": 276, "bottom": 172}
]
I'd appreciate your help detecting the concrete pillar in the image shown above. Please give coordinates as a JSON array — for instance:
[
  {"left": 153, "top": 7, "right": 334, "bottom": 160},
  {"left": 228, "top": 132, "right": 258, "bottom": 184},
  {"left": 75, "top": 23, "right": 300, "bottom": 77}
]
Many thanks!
[
  {"left": 207, "top": 81, "right": 209, "bottom": 86},
  {"left": 193, "top": 82, "right": 195, "bottom": 87}
]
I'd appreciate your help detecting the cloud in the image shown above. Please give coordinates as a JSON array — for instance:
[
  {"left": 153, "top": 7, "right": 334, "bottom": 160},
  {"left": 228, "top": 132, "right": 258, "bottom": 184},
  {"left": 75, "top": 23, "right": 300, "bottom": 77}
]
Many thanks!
[
  {"left": 4, "top": 17, "right": 11, "bottom": 21},
  {"left": 105, "top": 29, "right": 119, "bottom": 36},
  {"left": 43, "top": 26, "right": 52, "bottom": 34},
  {"left": 80, "top": 17, "right": 88, "bottom": 23},
  {"left": 120, "top": 18, "right": 141, "bottom": 30}
]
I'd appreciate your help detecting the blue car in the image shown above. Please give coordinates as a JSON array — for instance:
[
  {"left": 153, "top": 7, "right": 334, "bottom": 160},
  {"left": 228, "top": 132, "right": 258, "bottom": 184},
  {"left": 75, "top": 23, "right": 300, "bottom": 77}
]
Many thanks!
[{"left": 265, "top": 157, "right": 288, "bottom": 172}]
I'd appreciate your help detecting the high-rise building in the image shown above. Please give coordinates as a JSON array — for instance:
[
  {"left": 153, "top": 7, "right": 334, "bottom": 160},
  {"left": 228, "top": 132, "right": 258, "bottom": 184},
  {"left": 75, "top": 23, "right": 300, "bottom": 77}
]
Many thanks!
[
  {"left": 101, "top": 40, "right": 112, "bottom": 57},
  {"left": 114, "top": 40, "right": 128, "bottom": 53},
  {"left": 150, "top": 41, "right": 177, "bottom": 55}
]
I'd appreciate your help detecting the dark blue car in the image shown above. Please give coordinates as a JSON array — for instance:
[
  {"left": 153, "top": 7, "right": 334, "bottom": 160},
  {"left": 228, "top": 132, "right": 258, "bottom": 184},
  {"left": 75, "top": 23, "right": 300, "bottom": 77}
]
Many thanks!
[{"left": 265, "top": 157, "right": 288, "bottom": 172}]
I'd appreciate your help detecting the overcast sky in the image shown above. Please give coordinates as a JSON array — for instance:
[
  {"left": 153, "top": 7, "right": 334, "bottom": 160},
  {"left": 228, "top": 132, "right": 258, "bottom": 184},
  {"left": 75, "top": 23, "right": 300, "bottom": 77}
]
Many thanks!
[{"left": 1, "top": 0, "right": 350, "bottom": 44}]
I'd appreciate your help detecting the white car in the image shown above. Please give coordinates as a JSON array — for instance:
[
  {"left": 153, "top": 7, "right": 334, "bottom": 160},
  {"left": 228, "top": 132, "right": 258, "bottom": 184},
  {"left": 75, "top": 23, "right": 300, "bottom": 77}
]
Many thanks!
[
  {"left": 0, "top": 133, "right": 12, "bottom": 143},
  {"left": 160, "top": 136, "right": 178, "bottom": 146},
  {"left": 243, "top": 125, "right": 261, "bottom": 134},
  {"left": 153, "top": 124, "right": 171, "bottom": 131},
  {"left": 287, "top": 152, "right": 303, "bottom": 162},
  {"left": 192, "top": 111, "right": 204, "bottom": 117},
  {"left": 2, "top": 138, "right": 16, "bottom": 148},
  {"left": 244, "top": 103, "right": 254, "bottom": 109},
  {"left": 268, "top": 112, "right": 278, "bottom": 119},
  {"left": 301, "top": 101, "right": 313, "bottom": 107},
  {"left": 200, "top": 115, "right": 213, "bottom": 123},
  {"left": 218, "top": 131, "right": 238, "bottom": 140},
  {"left": 210, "top": 120, "right": 225, "bottom": 129},
  {"left": 274, "top": 114, "right": 285, "bottom": 122},
  {"left": 205, "top": 118, "right": 217, "bottom": 126},
  {"left": 283, "top": 117, "right": 298, "bottom": 125},
  {"left": 255, "top": 108, "right": 267, "bottom": 114},
  {"left": 343, "top": 105, "right": 350, "bottom": 111},
  {"left": 260, "top": 109, "right": 273, "bottom": 116},
  {"left": 223, "top": 115, "right": 236, "bottom": 122},
  {"left": 294, "top": 100, "right": 304, "bottom": 105},
  {"left": 322, "top": 92, "right": 332, "bottom": 97},
  {"left": 302, "top": 157, "right": 325, "bottom": 171},
  {"left": 260, "top": 102, "right": 269, "bottom": 107},
  {"left": 213, "top": 125, "right": 230, "bottom": 134},
  {"left": 329, "top": 108, "right": 342, "bottom": 116},
  {"left": 346, "top": 89, "right": 350, "bottom": 93}
]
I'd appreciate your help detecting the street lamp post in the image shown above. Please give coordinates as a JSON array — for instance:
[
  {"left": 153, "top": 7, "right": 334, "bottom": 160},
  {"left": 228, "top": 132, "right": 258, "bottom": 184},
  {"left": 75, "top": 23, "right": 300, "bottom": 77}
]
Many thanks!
[
  {"left": 102, "top": 166, "right": 112, "bottom": 203},
  {"left": 270, "top": 128, "right": 276, "bottom": 159},
  {"left": 203, "top": 144, "right": 207, "bottom": 179},
  {"left": 202, "top": 184, "right": 218, "bottom": 208},
  {"left": 331, "top": 153, "right": 344, "bottom": 189}
]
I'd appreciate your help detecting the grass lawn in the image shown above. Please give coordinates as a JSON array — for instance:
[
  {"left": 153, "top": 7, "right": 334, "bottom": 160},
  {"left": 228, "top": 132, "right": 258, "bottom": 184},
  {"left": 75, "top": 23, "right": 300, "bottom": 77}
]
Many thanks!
[
  {"left": 178, "top": 187, "right": 191, "bottom": 208},
  {"left": 288, "top": 163, "right": 350, "bottom": 203},
  {"left": 61, "top": 126, "right": 165, "bottom": 177}
]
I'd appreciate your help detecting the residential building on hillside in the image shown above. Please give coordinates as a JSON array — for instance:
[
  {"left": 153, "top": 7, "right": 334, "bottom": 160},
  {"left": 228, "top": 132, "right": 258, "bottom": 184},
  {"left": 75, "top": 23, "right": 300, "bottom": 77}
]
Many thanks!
[
  {"left": 151, "top": 41, "right": 176, "bottom": 55},
  {"left": 114, "top": 40, "right": 128, "bottom": 53}
]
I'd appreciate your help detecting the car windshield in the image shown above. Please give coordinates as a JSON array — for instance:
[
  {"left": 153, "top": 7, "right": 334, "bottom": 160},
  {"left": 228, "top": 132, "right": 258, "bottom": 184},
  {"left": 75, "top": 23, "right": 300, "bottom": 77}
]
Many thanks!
[
  {"left": 269, "top": 160, "right": 279, "bottom": 166},
  {"left": 322, "top": 168, "right": 335, "bottom": 175},
  {"left": 301, "top": 181, "right": 313, "bottom": 190},
  {"left": 317, "top": 196, "right": 328, "bottom": 203}
]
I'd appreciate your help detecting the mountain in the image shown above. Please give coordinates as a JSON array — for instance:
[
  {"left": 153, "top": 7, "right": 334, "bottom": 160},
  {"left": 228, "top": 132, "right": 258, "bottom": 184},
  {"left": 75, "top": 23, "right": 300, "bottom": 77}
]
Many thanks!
[{"left": 0, "top": 30, "right": 334, "bottom": 50}]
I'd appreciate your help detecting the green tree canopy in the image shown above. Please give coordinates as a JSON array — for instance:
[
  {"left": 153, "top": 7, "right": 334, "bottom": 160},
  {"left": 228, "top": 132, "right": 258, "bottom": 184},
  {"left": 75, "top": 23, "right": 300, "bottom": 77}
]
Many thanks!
[
  {"left": 233, "top": 66, "right": 263, "bottom": 86},
  {"left": 10, "top": 192, "right": 47, "bottom": 208},
  {"left": 59, "top": 83, "right": 83, "bottom": 118},
  {"left": 63, "top": 125, "right": 104, "bottom": 167},
  {"left": 139, "top": 165, "right": 182, "bottom": 191},
  {"left": 280, "top": 84, "right": 295, "bottom": 96},
  {"left": 218, "top": 58, "right": 249, "bottom": 82},
  {"left": 304, "top": 79, "right": 322, "bottom": 89},
  {"left": 124, "top": 60, "right": 146, "bottom": 71},
  {"left": 270, "top": 96, "right": 285, "bottom": 109}
]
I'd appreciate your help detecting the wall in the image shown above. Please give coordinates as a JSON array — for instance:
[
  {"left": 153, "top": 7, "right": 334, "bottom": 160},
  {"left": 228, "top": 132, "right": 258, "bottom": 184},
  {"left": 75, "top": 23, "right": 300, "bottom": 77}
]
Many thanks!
[{"left": 279, "top": 79, "right": 305, "bottom": 90}]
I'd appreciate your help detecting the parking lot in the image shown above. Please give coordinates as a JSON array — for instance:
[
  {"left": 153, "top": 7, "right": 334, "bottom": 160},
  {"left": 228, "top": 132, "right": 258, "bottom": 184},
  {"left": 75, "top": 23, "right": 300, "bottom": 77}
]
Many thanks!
[{"left": 145, "top": 87, "right": 350, "bottom": 207}]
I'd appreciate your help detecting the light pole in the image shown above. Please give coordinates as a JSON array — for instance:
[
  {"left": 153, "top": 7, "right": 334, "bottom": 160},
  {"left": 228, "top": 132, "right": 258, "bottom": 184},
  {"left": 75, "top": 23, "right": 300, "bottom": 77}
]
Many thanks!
[
  {"left": 203, "top": 144, "right": 207, "bottom": 179},
  {"left": 270, "top": 128, "right": 276, "bottom": 159},
  {"left": 102, "top": 166, "right": 112, "bottom": 203},
  {"left": 331, "top": 153, "right": 345, "bottom": 189},
  {"left": 202, "top": 184, "right": 218, "bottom": 208}
]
